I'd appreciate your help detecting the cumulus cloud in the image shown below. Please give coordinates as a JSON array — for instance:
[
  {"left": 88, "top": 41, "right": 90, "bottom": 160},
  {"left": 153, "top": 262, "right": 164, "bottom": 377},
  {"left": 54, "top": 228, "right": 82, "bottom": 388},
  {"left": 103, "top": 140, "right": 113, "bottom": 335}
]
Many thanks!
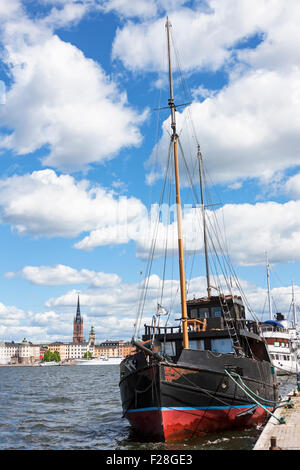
[
  {"left": 43, "top": 274, "right": 300, "bottom": 340},
  {"left": 112, "top": 0, "right": 300, "bottom": 190},
  {"left": 112, "top": 0, "right": 278, "bottom": 73},
  {"left": 0, "top": 169, "right": 146, "bottom": 238},
  {"left": 1, "top": 270, "right": 299, "bottom": 342},
  {"left": 146, "top": 68, "right": 300, "bottom": 186},
  {"left": 73, "top": 198, "right": 300, "bottom": 267},
  {"left": 1, "top": 168, "right": 300, "bottom": 266},
  {"left": 0, "top": 2, "right": 147, "bottom": 171},
  {"left": 0, "top": 301, "right": 25, "bottom": 324},
  {"left": 100, "top": 0, "right": 190, "bottom": 20},
  {"left": 7, "top": 264, "right": 122, "bottom": 287},
  {"left": 284, "top": 173, "right": 300, "bottom": 199}
]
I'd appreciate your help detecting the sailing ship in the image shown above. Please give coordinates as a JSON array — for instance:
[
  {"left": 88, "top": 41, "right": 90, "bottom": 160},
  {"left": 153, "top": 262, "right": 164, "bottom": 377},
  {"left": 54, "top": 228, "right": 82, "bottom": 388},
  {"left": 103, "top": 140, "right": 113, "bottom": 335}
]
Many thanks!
[{"left": 119, "top": 18, "right": 278, "bottom": 441}]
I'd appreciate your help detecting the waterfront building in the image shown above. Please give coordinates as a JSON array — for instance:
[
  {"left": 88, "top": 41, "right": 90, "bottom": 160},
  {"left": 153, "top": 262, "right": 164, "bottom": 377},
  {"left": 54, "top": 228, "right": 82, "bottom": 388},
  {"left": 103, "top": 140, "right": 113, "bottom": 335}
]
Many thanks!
[
  {"left": 47, "top": 342, "right": 67, "bottom": 361},
  {"left": 47, "top": 341, "right": 94, "bottom": 360},
  {"left": 0, "top": 339, "right": 40, "bottom": 364},
  {"left": 94, "top": 340, "right": 135, "bottom": 358},
  {"left": 0, "top": 341, "right": 13, "bottom": 364},
  {"left": 0, "top": 299, "right": 134, "bottom": 364}
]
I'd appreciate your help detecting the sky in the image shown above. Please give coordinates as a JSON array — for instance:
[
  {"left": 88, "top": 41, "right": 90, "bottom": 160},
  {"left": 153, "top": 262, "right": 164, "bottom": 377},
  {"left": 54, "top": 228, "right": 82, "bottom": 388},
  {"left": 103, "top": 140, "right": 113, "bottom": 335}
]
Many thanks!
[{"left": 0, "top": 0, "right": 300, "bottom": 344}]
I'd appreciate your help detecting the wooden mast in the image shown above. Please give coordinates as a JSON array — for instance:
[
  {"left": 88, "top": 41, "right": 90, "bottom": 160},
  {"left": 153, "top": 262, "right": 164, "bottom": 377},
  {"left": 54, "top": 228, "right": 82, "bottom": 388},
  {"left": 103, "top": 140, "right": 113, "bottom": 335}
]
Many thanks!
[
  {"left": 165, "top": 18, "right": 189, "bottom": 349},
  {"left": 197, "top": 145, "right": 211, "bottom": 298},
  {"left": 266, "top": 253, "right": 273, "bottom": 320}
]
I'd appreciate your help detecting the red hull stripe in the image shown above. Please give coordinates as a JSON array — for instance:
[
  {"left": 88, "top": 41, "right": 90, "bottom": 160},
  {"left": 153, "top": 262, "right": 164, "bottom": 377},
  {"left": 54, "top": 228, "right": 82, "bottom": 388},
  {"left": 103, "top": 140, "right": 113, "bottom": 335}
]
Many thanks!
[{"left": 127, "top": 406, "right": 272, "bottom": 441}]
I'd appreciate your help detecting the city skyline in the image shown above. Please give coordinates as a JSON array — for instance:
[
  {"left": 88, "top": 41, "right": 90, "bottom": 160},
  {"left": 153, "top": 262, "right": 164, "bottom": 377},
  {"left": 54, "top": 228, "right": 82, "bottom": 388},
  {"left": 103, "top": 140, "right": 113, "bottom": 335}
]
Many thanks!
[{"left": 0, "top": 1, "right": 300, "bottom": 343}]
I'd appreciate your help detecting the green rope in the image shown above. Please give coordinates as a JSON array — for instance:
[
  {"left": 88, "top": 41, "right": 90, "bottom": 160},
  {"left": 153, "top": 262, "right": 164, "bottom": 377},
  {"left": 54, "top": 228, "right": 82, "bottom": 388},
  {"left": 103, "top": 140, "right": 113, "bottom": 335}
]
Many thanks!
[
  {"left": 224, "top": 369, "right": 286, "bottom": 424},
  {"left": 228, "top": 370, "right": 286, "bottom": 406}
]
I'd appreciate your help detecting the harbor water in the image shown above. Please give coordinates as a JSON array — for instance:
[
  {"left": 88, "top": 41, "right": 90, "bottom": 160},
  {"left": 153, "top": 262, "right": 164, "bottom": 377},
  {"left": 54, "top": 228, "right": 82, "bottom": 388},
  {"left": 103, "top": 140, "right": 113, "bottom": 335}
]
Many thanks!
[{"left": 0, "top": 365, "right": 295, "bottom": 450}]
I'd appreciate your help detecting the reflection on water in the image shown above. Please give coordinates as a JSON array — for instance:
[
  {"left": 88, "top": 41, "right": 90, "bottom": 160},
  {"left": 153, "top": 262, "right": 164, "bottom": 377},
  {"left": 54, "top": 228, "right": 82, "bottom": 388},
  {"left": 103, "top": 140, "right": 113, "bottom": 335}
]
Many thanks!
[{"left": 0, "top": 365, "right": 296, "bottom": 450}]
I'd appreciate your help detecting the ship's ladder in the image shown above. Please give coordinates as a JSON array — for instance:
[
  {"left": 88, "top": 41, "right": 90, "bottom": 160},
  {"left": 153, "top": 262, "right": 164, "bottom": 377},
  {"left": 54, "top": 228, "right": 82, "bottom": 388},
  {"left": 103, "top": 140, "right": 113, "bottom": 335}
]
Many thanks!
[{"left": 220, "top": 296, "right": 244, "bottom": 356}]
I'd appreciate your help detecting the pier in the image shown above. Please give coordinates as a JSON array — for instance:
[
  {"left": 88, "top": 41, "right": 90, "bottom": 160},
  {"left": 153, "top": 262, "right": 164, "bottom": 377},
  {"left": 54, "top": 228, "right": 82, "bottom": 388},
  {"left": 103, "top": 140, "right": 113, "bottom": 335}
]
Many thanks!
[{"left": 254, "top": 389, "right": 300, "bottom": 450}]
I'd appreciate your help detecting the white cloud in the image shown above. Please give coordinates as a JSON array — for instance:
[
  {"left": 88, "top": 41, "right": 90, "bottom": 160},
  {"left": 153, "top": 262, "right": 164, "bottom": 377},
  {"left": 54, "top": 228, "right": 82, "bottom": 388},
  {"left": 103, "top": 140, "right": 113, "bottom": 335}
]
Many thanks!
[
  {"left": 102, "top": 0, "right": 158, "bottom": 19},
  {"left": 43, "top": 274, "right": 300, "bottom": 340},
  {"left": 284, "top": 173, "right": 300, "bottom": 199},
  {"left": 0, "top": 169, "right": 146, "bottom": 238},
  {"left": 0, "top": 3, "right": 147, "bottom": 171},
  {"left": 146, "top": 67, "right": 300, "bottom": 185},
  {"left": 74, "top": 197, "right": 300, "bottom": 267},
  {"left": 0, "top": 0, "right": 21, "bottom": 20},
  {"left": 101, "top": 0, "right": 189, "bottom": 20},
  {"left": 112, "top": 0, "right": 280, "bottom": 73},
  {"left": 0, "top": 301, "right": 25, "bottom": 324},
  {"left": 8, "top": 264, "right": 122, "bottom": 287},
  {"left": 217, "top": 201, "right": 300, "bottom": 265},
  {"left": 1, "top": 169, "right": 300, "bottom": 267},
  {"left": 1, "top": 270, "right": 299, "bottom": 342}
]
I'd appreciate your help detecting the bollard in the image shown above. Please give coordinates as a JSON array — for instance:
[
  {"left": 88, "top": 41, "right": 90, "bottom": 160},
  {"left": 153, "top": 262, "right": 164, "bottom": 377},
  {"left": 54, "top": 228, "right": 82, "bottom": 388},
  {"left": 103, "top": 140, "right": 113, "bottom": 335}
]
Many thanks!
[
  {"left": 297, "top": 373, "right": 300, "bottom": 392},
  {"left": 269, "top": 436, "right": 281, "bottom": 450}
]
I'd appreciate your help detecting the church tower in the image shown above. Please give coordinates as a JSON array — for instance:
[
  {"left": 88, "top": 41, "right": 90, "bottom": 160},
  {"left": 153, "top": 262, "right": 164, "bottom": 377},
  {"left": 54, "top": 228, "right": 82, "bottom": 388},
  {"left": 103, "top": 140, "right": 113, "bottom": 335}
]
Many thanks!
[
  {"left": 73, "top": 295, "right": 84, "bottom": 343},
  {"left": 89, "top": 326, "right": 96, "bottom": 346}
]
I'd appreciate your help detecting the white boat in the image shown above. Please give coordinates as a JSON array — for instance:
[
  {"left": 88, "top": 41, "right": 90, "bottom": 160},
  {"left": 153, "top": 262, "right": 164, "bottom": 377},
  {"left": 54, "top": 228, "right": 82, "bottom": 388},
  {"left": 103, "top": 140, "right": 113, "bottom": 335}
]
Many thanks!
[
  {"left": 262, "top": 258, "right": 300, "bottom": 375},
  {"left": 262, "top": 257, "right": 300, "bottom": 375},
  {"left": 40, "top": 361, "right": 60, "bottom": 366},
  {"left": 74, "top": 354, "right": 123, "bottom": 365},
  {"left": 261, "top": 317, "right": 298, "bottom": 375}
]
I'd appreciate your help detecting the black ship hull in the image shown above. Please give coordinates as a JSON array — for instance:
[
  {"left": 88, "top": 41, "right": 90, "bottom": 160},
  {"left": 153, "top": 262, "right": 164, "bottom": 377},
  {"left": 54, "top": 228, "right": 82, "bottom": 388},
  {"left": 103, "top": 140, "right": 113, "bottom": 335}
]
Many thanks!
[{"left": 120, "top": 349, "right": 277, "bottom": 441}]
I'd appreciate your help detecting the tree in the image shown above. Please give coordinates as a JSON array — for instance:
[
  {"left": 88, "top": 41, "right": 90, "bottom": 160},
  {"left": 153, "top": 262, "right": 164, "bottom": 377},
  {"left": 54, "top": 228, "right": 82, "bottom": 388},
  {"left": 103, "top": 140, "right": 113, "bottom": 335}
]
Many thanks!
[
  {"left": 52, "top": 350, "right": 61, "bottom": 362},
  {"left": 83, "top": 351, "right": 92, "bottom": 359},
  {"left": 42, "top": 350, "right": 53, "bottom": 362},
  {"left": 42, "top": 349, "right": 61, "bottom": 362}
]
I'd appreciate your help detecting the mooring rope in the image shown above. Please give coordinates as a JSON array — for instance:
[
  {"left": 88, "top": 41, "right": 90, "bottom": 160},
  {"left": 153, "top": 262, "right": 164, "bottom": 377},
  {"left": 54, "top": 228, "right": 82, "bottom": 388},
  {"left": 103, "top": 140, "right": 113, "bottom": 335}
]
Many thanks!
[{"left": 224, "top": 369, "right": 286, "bottom": 424}]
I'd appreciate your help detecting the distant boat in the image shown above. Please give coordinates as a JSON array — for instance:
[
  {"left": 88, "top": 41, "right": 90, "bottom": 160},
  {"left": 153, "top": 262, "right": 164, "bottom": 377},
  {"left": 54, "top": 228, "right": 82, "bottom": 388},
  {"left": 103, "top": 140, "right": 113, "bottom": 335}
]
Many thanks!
[
  {"left": 40, "top": 361, "right": 60, "bottom": 366},
  {"left": 74, "top": 355, "right": 122, "bottom": 365}
]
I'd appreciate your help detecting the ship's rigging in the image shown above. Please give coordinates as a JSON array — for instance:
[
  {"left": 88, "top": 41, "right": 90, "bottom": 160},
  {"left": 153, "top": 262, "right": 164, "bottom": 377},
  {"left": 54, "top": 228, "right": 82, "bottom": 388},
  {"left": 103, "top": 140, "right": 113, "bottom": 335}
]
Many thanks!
[
  {"left": 133, "top": 18, "right": 260, "bottom": 348},
  {"left": 120, "top": 18, "right": 278, "bottom": 442}
]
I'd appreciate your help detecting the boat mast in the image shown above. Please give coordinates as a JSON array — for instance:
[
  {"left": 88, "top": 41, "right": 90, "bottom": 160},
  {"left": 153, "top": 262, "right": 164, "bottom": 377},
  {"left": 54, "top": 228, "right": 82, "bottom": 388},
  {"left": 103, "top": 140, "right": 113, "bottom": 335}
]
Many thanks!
[
  {"left": 292, "top": 279, "right": 297, "bottom": 329},
  {"left": 165, "top": 17, "right": 189, "bottom": 349},
  {"left": 266, "top": 253, "right": 273, "bottom": 320},
  {"left": 197, "top": 145, "right": 211, "bottom": 297}
]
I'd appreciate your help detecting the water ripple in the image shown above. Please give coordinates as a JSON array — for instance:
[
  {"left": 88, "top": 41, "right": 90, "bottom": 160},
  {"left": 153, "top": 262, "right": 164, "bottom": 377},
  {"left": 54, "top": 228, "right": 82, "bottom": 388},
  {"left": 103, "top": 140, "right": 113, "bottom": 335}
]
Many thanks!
[{"left": 0, "top": 365, "right": 295, "bottom": 450}]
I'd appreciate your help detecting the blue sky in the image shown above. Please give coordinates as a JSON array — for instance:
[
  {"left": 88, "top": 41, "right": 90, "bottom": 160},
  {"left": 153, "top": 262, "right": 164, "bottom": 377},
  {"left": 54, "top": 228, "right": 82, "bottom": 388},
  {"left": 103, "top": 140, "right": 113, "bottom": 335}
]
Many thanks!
[{"left": 0, "top": 0, "right": 300, "bottom": 343}]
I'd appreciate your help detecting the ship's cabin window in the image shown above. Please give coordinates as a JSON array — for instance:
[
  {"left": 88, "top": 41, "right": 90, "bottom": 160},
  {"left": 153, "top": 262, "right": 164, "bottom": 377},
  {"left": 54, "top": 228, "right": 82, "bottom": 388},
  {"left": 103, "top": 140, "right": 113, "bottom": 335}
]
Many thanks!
[
  {"left": 274, "top": 341, "right": 280, "bottom": 347},
  {"left": 189, "top": 307, "right": 209, "bottom": 319},
  {"left": 229, "top": 303, "right": 245, "bottom": 320},
  {"left": 212, "top": 307, "right": 222, "bottom": 317},
  {"left": 199, "top": 308, "right": 209, "bottom": 319},
  {"left": 189, "top": 340, "right": 205, "bottom": 351},
  {"left": 190, "top": 308, "right": 198, "bottom": 319},
  {"left": 211, "top": 338, "right": 233, "bottom": 354},
  {"left": 162, "top": 341, "right": 176, "bottom": 356}
]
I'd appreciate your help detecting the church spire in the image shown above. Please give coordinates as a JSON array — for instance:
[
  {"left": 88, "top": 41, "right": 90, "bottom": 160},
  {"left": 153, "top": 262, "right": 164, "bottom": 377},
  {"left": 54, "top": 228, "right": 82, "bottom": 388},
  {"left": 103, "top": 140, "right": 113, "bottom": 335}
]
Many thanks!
[
  {"left": 73, "top": 294, "right": 84, "bottom": 343},
  {"left": 75, "top": 294, "right": 82, "bottom": 323}
]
